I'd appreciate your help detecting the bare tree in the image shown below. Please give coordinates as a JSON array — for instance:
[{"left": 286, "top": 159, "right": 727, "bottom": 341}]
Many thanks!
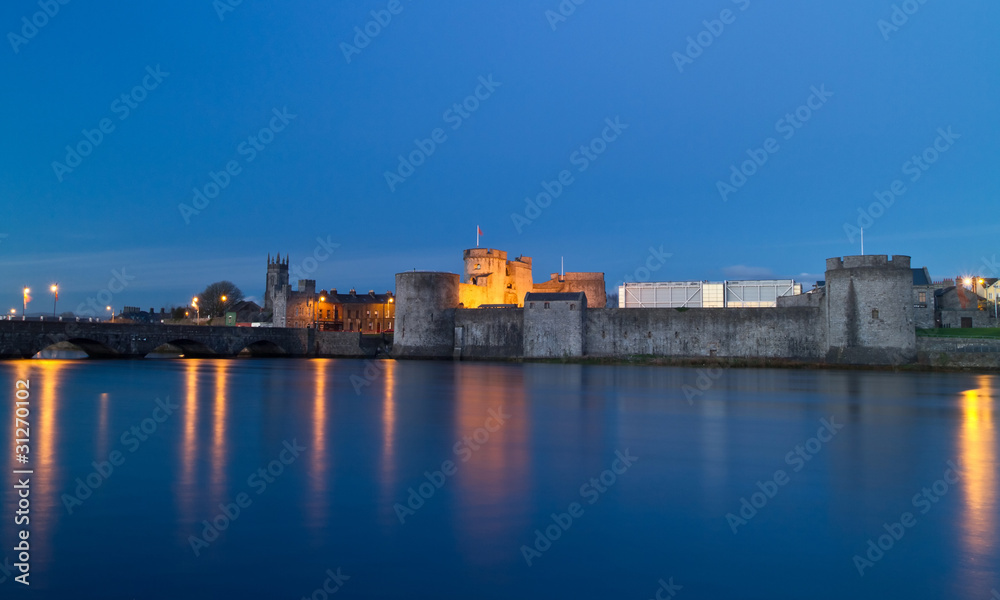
[
  {"left": 197, "top": 281, "right": 244, "bottom": 318},
  {"left": 606, "top": 290, "right": 619, "bottom": 308}
]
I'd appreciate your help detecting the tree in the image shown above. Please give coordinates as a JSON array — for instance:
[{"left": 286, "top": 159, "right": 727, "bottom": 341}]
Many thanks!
[{"left": 196, "top": 281, "right": 244, "bottom": 318}]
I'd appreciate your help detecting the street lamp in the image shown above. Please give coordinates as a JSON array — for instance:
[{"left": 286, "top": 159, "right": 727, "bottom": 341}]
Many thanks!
[
  {"left": 9, "top": 308, "right": 15, "bottom": 321},
  {"left": 192, "top": 297, "right": 200, "bottom": 324},
  {"left": 316, "top": 295, "right": 326, "bottom": 330},
  {"left": 51, "top": 284, "right": 59, "bottom": 317},
  {"left": 106, "top": 306, "right": 114, "bottom": 322},
  {"left": 220, "top": 295, "right": 228, "bottom": 318},
  {"left": 22, "top": 287, "right": 29, "bottom": 317}
]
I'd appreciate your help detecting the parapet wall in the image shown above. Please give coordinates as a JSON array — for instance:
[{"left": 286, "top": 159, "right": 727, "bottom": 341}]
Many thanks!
[
  {"left": 826, "top": 255, "right": 911, "bottom": 270},
  {"left": 455, "top": 308, "right": 523, "bottom": 359},
  {"left": 586, "top": 307, "right": 825, "bottom": 359}
]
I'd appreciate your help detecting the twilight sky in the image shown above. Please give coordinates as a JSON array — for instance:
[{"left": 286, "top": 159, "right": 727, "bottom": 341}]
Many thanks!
[{"left": 1, "top": 1, "right": 998, "bottom": 313}]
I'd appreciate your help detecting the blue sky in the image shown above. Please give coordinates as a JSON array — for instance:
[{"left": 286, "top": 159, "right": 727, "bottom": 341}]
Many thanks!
[{"left": 1, "top": 0, "right": 998, "bottom": 312}]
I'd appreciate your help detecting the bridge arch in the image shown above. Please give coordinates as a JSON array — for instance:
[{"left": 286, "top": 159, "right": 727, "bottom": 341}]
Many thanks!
[
  {"left": 147, "top": 339, "right": 219, "bottom": 358},
  {"left": 31, "top": 338, "right": 120, "bottom": 359},
  {"left": 236, "top": 340, "right": 289, "bottom": 357}
]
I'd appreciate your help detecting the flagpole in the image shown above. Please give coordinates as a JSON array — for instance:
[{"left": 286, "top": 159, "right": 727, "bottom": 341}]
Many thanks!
[{"left": 476, "top": 225, "right": 479, "bottom": 248}]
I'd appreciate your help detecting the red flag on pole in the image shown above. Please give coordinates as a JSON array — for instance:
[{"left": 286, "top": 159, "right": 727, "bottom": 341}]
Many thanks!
[{"left": 476, "top": 226, "right": 483, "bottom": 247}]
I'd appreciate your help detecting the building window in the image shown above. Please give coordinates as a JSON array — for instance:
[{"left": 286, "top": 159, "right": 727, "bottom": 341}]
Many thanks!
[
  {"left": 544, "top": 302, "right": 550, "bottom": 309},
  {"left": 367, "top": 310, "right": 370, "bottom": 317},
  {"left": 918, "top": 292, "right": 926, "bottom": 303},
  {"left": 529, "top": 302, "right": 534, "bottom": 308},
  {"left": 872, "top": 309, "right": 879, "bottom": 319},
  {"left": 570, "top": 304, "right": 575, "bottom": 310},
  {"left": 475, "top": 263, "right": 481, "bottom": 270},
  {"left": 374, "top": 310, "right": 379, "bottom": 318}
]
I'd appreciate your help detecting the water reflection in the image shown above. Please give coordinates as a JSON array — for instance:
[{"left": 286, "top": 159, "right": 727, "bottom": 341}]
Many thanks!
[
  {"left": 958, "top": 375, "right": 997, "bottom": 565},
  {"left": 452, "top": 365, "right": 530, "bottom": 566},
  {"left": 34, "top": 361, "right": 64, "bottom": 570},
  {"left": 210, "top": 361, "right": 229, "bottom": 506},
  {"left": 96, "top": 392, "right": 109, "bottom": 459},
  {"left": 310, "top": 360, "right": 329, "bottom": 529},
  {"left": 178, "top": 361, "right": 200, "bottom": 525},
  {"left": 379, "top": 359, "right": 398, "bottom": 518}
]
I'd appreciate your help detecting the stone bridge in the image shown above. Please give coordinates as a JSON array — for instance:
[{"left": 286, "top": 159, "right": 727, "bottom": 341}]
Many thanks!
[{"left": 0, "top": 321, "right": 382, "bottom": 359}]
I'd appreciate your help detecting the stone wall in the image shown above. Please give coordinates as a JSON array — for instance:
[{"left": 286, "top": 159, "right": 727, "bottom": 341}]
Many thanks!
[
  {"left": 917, "top": 337, "right": 1000, "bottom": 368},
  {"left": 524, "top": 295, "right": 586, "bottom": 358},
  {"left": 455, "top": 308, "right": 522, "bottom": 359},
  {"left": 585, "top": 307, "right": 825, "bottom": 359},
  {"left": 532, "top": 272, "right": 607, "bottom": 308},
  {"left": 314, "top": 331, "right": 371, "bottom": 357},
  {"left": 940, "top": 310, "right": 998, "bottom": 329}
]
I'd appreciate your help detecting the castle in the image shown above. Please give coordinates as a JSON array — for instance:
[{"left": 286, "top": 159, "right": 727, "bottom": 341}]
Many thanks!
[
  {"left": 392, "top": 254, "right": 920, "bottom": 364},
  {"left": 458, "top": 248, "right": 607, "bottom": 308}
]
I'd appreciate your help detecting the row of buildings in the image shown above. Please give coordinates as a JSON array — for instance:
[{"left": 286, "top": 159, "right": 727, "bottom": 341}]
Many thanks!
[{"left": 264, "top": 254, "right": 394, "bottom": 332}]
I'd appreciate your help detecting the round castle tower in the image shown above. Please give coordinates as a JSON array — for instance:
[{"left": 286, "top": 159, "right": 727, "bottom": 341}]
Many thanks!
[
  {"left": 824, "top": 255, "right": 915, "bottom": 364},
  {"left": 462, "top": 248, "right": 509, "bottom": 305},
  {"left": 392, "top": 272, "right": 459, "bottom": 358}
]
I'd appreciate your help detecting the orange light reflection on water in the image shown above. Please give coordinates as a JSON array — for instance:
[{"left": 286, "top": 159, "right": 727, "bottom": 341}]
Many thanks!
[{"left": 958, "top": 376, "right": 997, "bottom": 562}]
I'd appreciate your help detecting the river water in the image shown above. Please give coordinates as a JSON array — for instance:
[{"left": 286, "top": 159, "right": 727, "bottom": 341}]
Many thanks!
[{"left": 0, "top": 359, "right": 997, "bottom": 599}]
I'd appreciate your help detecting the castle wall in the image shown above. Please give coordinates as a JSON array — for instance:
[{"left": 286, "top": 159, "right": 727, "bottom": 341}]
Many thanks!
[
  {"left": 509, "top": 257, "right": 533, "bottom": 305},
  {"left": 524, "top": 296, "right": 586, "bottom": 358},
  {"left": 393, "top": 272, "right": 459, "bottom": 358},
  {"left": 455, "top": 308, "right": 523, "bottom": 359},
  {"left": 458, "top": 282, "right": 492, "bottom": 309},
  {"left": 392, "top": 254, "right": 923, "bottom": 365},
  {"left": 585, "top": 307, "right": 825, "bottom": 359},
  {"left": 532, "top": 272, "right": 607, "bottom": 308},
  {"left": 825, "top": 255, "right": 915, "bottom": 364}
]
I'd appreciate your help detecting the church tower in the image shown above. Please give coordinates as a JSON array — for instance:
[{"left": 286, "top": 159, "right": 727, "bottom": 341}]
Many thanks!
[{"left": 264, "top": 253, "right": 289, "bottom": 311}]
